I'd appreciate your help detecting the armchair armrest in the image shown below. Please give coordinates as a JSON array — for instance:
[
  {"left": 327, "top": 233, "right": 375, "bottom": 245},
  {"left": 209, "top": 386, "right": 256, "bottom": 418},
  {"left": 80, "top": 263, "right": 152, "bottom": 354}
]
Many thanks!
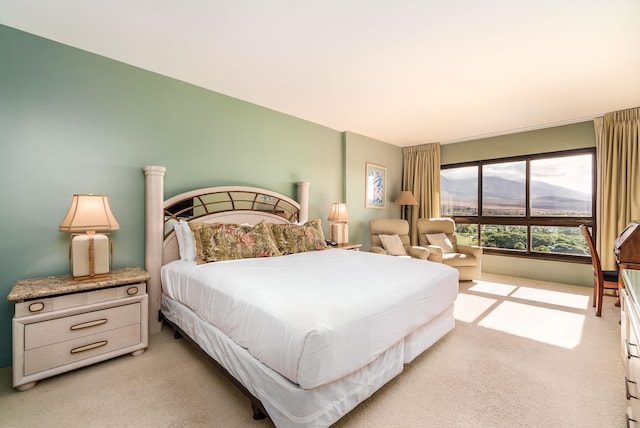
[
  {"left": 370, "top": 246, "right": 387, "bottom": 255},
  {"left": 427, "top": 245, "right": 444, "bottom": 263},
  {"left": 457, "top": 244, "right": 483, "bottom": 258},
  {"left": 408, "top": 246, "right": 430, "bottom": 260}
]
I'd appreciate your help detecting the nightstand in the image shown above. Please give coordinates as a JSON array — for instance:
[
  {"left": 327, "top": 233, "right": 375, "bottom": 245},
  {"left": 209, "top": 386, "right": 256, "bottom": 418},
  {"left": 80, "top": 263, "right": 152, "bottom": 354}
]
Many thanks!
[
  {"left": 336, "top": 243, "right": 362, "bottom": 251},
  {"left": 8, "top": 266, "right": 150, "bottom": 391}
]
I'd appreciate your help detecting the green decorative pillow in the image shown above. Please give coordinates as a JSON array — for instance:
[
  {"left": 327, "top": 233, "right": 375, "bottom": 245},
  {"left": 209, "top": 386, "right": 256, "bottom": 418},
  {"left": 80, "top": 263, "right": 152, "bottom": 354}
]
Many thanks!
[
  {"left": 270, "top": 218, "right": 328, "bottom": 255},
  {"left": 189, "top": 221, "right": 281, "bottom": 264}
]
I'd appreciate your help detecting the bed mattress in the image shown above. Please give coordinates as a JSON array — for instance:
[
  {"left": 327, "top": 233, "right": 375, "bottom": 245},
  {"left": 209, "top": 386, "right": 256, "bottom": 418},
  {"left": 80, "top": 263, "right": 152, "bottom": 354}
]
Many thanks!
[{"left": 161, "top": 249, "right": 458, "bottom": 389}]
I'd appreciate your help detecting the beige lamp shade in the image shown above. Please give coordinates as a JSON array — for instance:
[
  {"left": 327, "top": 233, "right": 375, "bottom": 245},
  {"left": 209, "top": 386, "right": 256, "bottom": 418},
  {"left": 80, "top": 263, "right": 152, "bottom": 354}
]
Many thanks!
[
  {"left": 327, "top": 202, "right": 350, "bottom": 223},
  {"left": 59, "top": 194, "right": 120, "bottom": 232},
  {"left": 394, "top": 191, "right": 418, "bottom": 206}
]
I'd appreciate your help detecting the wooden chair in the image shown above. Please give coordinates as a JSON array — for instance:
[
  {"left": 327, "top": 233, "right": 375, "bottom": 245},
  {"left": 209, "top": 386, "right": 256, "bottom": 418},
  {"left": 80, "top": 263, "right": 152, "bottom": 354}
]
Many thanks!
[{"left": 580, "top": 225, "right": 619, "bottom": 317}]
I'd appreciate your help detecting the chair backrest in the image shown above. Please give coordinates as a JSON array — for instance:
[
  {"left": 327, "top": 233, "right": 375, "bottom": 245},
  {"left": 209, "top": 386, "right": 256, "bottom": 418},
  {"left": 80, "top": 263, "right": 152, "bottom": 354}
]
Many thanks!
[
  {"left": 416, "top": 217, "right": 458, "bottom": 248},
  {"left": 580, "top": 224, "right": 604, "bottom": 285},
  {"left": 369, "top": 219, "right": 411, "bottom": 250}
]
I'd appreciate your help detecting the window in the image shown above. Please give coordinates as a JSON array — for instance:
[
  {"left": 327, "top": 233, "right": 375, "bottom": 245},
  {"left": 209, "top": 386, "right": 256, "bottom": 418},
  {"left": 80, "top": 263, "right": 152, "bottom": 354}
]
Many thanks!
[{"left": 440, "top": 149, "right": 595, "bottom": 262}]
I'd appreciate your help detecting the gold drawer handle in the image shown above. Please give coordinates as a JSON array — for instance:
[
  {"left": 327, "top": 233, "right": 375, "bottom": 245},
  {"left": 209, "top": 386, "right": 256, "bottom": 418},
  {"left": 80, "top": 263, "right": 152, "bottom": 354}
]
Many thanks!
[
  {"left": 70, "top": 341, "right": 108, "bottom": 354},
  {"left": 70, "top": 319, "right": 108, "bottom": 331},
  {"left": 127, "top": 287, "right": 139, "bottom": 295}
]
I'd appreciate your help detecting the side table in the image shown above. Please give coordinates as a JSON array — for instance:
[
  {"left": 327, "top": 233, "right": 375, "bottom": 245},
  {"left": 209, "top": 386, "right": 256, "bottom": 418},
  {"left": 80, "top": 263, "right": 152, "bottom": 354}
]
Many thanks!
[
  {"left": 8, "top": 266, "right": 150, "bottom": 391},
  {"left": 335, "top": 243, "right": 362, "bottom": 251}
]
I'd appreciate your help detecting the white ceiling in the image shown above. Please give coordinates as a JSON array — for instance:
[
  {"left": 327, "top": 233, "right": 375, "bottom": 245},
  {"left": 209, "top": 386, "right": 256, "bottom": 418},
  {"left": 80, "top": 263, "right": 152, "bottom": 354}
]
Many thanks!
[{"left": 1, "top": 1, "right": 639, "bottom": 146}]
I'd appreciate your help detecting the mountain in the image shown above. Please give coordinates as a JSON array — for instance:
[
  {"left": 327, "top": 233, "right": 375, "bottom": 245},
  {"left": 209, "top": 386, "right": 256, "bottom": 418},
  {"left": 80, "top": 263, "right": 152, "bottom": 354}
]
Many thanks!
[{"left": 441, "top": 176, "right": 591, "bottom": 212}]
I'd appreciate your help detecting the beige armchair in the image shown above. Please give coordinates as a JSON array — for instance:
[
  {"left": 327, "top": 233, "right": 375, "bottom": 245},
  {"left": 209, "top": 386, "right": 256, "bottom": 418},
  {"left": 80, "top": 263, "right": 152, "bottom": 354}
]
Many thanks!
[
  {"left": 416, "top": 217, "right": 482, "bottom": 280},
  {"left": 369, "top": 219, "right": 430, "bottom": 259}
]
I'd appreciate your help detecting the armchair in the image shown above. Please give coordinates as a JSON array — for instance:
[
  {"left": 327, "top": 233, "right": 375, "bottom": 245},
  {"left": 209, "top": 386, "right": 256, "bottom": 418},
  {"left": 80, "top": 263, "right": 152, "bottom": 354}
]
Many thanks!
[
  {"left": 369, "top": 219, "right": 430, "bottom": 260},
  {"left": 416, "top": 217, "right": 482, "bottom": 280}
]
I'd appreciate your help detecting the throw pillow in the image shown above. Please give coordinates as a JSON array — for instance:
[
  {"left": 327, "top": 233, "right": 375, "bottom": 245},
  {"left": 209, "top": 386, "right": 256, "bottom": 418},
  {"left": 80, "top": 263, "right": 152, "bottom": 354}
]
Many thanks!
[
  {"left": 270, "top": 218, "right": 328, "bottom": 254},
  {"left": 426, "top": 232, "right": 456, "bottom": 253},
  {"left": 379, "top": 234, "right": 407, "bottom": 256},
  {"left": 190, "top": 221, "right": 281, "bottom": 264}
]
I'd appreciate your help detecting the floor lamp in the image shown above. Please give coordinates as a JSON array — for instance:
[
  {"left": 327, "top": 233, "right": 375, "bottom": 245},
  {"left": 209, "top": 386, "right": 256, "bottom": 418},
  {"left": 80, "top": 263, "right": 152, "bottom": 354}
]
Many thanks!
[{"left": 394, "top": 190, "right": 418, "bottom": 219}]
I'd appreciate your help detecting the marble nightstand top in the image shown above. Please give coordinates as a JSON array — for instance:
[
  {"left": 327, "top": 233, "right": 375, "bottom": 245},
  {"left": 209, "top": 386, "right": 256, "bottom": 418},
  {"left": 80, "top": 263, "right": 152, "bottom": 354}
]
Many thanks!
[{"left": 8, "top": 266, "right": 150, "bottom": 302}]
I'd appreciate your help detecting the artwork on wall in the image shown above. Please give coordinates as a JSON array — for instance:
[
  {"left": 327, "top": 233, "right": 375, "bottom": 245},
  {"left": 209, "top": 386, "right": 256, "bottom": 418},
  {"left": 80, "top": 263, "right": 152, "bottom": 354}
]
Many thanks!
[{"left": 365, "top": 162, "right": 386, "bottom": 209}]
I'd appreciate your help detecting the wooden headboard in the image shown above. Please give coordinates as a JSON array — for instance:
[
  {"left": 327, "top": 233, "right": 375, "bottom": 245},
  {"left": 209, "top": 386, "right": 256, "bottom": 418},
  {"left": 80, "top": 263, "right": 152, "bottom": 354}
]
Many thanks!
[{"left": 143, "top": 165, "right": 310, "bottom": 332}]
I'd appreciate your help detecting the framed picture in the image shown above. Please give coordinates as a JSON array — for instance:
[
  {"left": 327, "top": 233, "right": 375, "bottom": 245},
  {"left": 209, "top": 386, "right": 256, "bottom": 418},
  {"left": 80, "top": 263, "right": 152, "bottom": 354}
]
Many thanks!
[{"left": 365, "top": 162, "right": 386, "bottom": 209}]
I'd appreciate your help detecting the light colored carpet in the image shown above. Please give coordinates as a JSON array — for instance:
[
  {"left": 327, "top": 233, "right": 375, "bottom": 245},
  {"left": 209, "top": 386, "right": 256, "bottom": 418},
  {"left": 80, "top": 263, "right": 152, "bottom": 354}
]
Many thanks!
[{"left": 0, "top": 273, "right": 626, "bottom": 427}]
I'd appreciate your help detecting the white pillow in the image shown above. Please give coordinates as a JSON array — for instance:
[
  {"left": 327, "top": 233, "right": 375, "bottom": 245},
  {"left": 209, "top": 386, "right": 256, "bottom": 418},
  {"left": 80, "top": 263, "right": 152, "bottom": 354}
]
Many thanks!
[
  {"left": 172, "top": 219, "right": 197, "bottom": 262},
  {"left": 426, "top": 233, "right": 456, "bottom": 254},
  {"left": 379, "top": 234, "right": 407, "bottom": 256}
]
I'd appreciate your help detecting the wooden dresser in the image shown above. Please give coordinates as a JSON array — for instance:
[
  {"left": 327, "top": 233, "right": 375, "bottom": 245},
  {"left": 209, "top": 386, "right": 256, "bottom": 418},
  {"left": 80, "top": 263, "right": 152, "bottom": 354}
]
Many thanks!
[
  {"left": 621, "top": 269, "right": 640, "bottom": 424},
  {"left": 8, "top": 267, "right": 150, "bottom": 391}
]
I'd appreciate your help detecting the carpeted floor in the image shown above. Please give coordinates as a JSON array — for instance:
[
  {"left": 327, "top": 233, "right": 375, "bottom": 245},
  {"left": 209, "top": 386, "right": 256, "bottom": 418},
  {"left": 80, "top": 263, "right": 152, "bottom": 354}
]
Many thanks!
[{"left": 0, "top": 273, "right": 626, "bottom": 427}]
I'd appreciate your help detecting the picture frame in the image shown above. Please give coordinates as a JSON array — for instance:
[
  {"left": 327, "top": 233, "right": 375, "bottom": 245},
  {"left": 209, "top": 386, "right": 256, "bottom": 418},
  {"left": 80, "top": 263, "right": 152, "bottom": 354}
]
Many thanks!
[{"left": 365, "top": 162, "right": 386, "bottom": 209}]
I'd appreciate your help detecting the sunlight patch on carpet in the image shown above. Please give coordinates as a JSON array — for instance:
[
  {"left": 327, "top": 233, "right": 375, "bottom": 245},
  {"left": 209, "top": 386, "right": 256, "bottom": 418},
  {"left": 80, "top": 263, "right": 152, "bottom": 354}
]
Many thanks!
[
  {"left": 454, "top": 293, "right": 498, "bottom": 323},
  {"left": 477, "top": 301, "right": 585, "bottom": 349},
  {"left": 511, "top": 287, "right": 589, "bottom": 309},
  {"left": 468, "top": 281, "right": 517, "bottom": 296}
]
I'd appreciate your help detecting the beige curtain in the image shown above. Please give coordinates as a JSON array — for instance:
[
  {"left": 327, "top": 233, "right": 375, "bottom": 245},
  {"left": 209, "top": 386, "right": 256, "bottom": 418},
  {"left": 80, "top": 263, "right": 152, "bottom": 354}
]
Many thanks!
[
  {"left": 594, "top": 107, "right": 640, "bottom": 270},
  {"left": 402, "top": 143, "right": 441, "bottom": 244}
]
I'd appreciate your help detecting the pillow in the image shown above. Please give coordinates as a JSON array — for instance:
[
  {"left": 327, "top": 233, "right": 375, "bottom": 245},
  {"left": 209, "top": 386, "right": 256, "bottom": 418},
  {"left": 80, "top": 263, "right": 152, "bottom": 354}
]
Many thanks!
[
  {"left": 189, "top": 221, "right": 281, "bottom": 264},
  {"left": 426, "top": 233, "right": 456, "bottom": 253},
  {"left": 269, "top": 218, "right": 328, "bottom": 255},
  {"left": 378, "top": 234, "right": 407, "bottom": 256},
  {"left": 172, "top": 219, "right": 197, "bottom": 262}
]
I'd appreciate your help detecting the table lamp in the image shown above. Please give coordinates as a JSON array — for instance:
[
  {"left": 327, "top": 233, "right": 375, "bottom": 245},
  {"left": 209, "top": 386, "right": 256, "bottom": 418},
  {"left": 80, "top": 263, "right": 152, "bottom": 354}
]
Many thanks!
[
  {"left": 59, "top": 194, "right": 119, "bottom": 279},
  {"left": 327, "top": 202, "right": 350, "bottom": 244}
]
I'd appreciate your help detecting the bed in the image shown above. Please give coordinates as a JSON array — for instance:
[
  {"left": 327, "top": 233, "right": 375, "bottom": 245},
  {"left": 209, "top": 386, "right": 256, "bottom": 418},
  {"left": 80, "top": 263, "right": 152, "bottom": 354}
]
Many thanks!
[{"left": 143, "top": 165, "right": 459, "bottom": 427}]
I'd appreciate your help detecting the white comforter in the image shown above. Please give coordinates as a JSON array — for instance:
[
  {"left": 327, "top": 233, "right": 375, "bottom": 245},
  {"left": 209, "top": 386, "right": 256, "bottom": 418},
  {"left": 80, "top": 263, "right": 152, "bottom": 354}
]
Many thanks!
[{"left": 161, "top": 249, "right": 458, "bottom": 389}]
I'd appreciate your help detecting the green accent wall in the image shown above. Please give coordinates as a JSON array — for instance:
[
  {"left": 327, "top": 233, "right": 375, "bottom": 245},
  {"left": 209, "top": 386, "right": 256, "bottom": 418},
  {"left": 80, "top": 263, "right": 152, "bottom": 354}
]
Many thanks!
[
  {"left": 440, "top": 122, "right": 596, "bottom": 287},
  {"left": 0, "top": 25, "right": 401, "bottom": 368}
]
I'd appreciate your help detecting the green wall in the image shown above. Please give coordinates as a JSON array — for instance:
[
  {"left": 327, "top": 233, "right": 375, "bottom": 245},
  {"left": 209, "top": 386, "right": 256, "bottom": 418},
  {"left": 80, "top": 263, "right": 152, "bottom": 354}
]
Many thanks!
[
  {"left": 344, "top": 132, "right": 403, "bottom": 249},
  {"left": 440, "top": 122, "right": 596, "bottom": 287},
  {"left": 0, "top": 25, "right": 401, "bottom": 368}
]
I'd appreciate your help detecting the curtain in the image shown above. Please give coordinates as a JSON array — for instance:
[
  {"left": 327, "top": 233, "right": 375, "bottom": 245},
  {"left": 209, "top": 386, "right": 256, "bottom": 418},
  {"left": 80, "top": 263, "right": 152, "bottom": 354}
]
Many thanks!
[
  {"left": 594, "top": 107, "right": 640, "bottom": 269},
  {"left": 402, "top": 143, "right": 441, "bottom": 244}
]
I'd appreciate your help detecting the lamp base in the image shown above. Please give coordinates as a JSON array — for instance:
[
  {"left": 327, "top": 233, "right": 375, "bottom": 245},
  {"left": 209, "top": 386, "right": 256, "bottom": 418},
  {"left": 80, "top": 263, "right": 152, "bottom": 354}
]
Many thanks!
[
  {"left": 70, "top": 233, "right": 111, "bottom": 279},
  {"left": 330, "top": 223, "right": 349, "bottom": 244}
]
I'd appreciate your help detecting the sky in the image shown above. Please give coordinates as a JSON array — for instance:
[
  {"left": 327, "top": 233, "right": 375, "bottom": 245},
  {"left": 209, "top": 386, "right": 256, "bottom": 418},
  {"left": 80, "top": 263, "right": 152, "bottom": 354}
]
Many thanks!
[{"left": 443, "top": 154, "right": 593, "bottom": 195}]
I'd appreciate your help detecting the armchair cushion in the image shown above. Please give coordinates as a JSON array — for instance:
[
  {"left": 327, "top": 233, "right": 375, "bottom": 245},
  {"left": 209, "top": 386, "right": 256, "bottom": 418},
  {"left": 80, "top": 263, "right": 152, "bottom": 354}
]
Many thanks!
[
  {"left": 425, "top": 233, "right": 456, "bottom": 253},
  {"left": 379, "top": 234, "right": 408, "bottom": 256}
]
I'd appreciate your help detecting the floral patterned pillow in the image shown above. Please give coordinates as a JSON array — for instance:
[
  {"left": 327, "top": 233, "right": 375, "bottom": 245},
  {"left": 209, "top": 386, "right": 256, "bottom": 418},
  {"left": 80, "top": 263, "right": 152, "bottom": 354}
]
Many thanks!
[
  {"left": 189, "top": 221, "right": 282, "bottom": 264},
  {"left": 270, "top": 218, "right": 328, "bottom": 255}
]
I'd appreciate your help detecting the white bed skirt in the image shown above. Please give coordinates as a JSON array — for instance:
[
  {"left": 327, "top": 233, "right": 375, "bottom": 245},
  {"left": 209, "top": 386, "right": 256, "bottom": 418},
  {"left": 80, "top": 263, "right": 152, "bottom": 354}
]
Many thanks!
[
  {"left": 161, "top": 295, "right": 454, "bottom": 427},
  {"left": 404, "top": 304, "right": 455, "bottom": 363}
]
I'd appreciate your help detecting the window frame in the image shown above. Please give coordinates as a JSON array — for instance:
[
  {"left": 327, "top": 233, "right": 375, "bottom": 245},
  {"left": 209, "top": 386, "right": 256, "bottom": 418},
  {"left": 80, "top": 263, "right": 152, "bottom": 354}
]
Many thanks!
[{"left": 441, "top": 148, "right": 596, "bottom": 263}]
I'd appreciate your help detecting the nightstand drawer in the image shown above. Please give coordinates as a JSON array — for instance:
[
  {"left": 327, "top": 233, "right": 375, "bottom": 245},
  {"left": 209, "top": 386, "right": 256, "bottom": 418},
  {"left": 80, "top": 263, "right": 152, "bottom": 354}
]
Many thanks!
[
  {"left": 24, "top": 324, "right": 141, "bottom": 376},
  {"left": 14, "top": 283, "right": 146, "bottom": 317},
  {"left": 24, "top": 303, "right": 141, "bottom": 350}
]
